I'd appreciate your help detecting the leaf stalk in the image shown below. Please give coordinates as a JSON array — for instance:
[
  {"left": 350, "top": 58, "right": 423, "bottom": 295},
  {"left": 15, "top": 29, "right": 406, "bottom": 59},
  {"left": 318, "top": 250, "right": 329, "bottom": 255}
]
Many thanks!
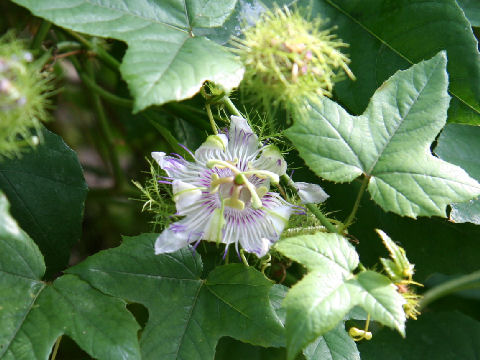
[
  {"left": 340, "top": 175, "right": 369, "bottom": 233},
  {"left": 420, "top": 269, "right": 480, "bottom": 309}
]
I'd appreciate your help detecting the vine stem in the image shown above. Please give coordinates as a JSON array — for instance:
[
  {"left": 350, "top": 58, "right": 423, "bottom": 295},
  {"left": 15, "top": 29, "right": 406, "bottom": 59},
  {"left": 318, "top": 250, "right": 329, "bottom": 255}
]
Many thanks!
[
  {"left": 339, "top": 175, "right": 369, "bottom": 233},
  {"left": 86, "top": 62, "right": 126, "bottom": 190},
  {"left": 50, "top": 335, "right": 62, "bottom": 360},
  {"left": 305, "top": 203, "right": 338, "bottom": 233},
  {"left": 64, "top": 29, "right": 120, "bottom": 71},
  {"left": 79, "top": 73, "right": 133, "bottom": 107},
  {"left": 32, "top": 20, "right": 51, "bottom": 49},
  {"left": 205, "top": 103, "right": 218, "bottom": 134},
  {"left": 419, "top": 269, "right": 480, "bottom": 310},
  {"left": 223, "top": 96, "right": 242, "bottom": 117},
  {"left": 280, "top": 175, "right": 338, "bottom": 233}
]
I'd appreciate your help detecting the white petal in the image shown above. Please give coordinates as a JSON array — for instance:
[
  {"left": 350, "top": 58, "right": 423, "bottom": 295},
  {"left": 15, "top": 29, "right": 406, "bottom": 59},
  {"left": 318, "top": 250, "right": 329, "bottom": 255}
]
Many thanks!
[
  {"left": 154, "top": 227, "right": 190, "bottom": 254},
  {"left": 195, "top": 134, "right": 228, "bottom": 164},
  {"left": 203, "top": 208, "right": 225, "bottom": 243},
  {"left": 294, "top": 182, "right": 329, "bottom": 204},
  {"left": 252, "top": 144, "right": 287, "bottom": 176},
  {"left": 172, "top": 180, "right": 202, "bottom": 214},
  {"left": 233, "top": 204, "right": 293, "bottom": 257},
  {"left": 228, "top": 116, "right": 259, "bottom": 159},
  {"left": 257, "top": 238, "right": 271, "bottom": 257},
  {"left": 151, "top": 151, "right": 166, "bottom": 167},
  {"left": 267, "top": 205, "right": 294, "bottom": 236},
  {"left": 151, "top": 151, "right": 188, "bottom": 177}
]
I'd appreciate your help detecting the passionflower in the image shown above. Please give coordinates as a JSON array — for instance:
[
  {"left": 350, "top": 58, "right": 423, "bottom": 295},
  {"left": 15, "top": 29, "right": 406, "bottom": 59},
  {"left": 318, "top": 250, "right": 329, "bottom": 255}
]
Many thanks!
[{"left": 152, "top": 116, "right": 299, "bottom": 257}]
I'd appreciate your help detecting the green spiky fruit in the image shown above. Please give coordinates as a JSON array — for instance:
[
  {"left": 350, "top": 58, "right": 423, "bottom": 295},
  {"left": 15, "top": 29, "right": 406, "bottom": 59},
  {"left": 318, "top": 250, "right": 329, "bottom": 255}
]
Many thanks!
[
  {"left": 0, "top": 33, "right": 52, "bottom": 159},
  {"left": 233, "top": 6, "right": 355, "bottom": 110}
]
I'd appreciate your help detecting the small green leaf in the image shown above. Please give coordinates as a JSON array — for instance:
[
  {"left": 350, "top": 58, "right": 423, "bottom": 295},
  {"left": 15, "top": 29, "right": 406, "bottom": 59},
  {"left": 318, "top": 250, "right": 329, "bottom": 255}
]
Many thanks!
[
  {"left": 11, "top": 0, "right": 243, "bottom": 112},
  {"left": 276, "top": 232, "right": 406, "bottom": 359},
  {"left": 286, "top": 52, "right": 480, "bottom": 218},
  {"left": 436, "top": 123, "right": 480, "bottom": 224},
  {"left": 377, "top": 229, "right": 414, "bottom": 281},
  {"left": 347, "top": 271, "right": 406, "bottom": 336},
  {"left": 0, "top": 192, "right": 141, "bottom": 360},
  {"left": 359, "top": 311, "right": 480, "bottom": 360},
  {"left": 303, "top": 322, "right": 360, "bottom": 360},
  {"left": 283, "top": 268, "right": 353, "bottom": 360},
  {"left": 275, "top": 233, "right": 359, "bottom": 275},
  {"left": 68, "top": 233, "right": 285, "bottom": 360},
  {"left": 0, "top": 127, "right": 87, "bottom": 277}
]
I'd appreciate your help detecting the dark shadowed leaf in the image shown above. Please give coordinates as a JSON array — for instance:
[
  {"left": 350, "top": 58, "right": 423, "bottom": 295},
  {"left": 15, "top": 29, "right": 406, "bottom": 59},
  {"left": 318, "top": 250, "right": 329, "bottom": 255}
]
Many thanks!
[
  {"left": 359, "top": 311, "right": 480, "bottom": 360},
  {"left": 305, "top": 0, "right": 480, "bottom": 125},
  {"left": 68, "top": 233, "right": 285, "bottom": 360},
  {"left": 0, "top": 192, "right": 140, "bottom": 360},
  {"left": 0, "top": 127, "right": 87, "bottom": 277},
  {"left": 436, "top": 123, "right": 480, "bottom": 224}
]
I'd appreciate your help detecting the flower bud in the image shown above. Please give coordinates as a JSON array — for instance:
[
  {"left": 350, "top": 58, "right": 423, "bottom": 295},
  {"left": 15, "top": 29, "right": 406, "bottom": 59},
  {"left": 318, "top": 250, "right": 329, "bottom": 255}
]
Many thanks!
[
  {"left": 233, "top": 6, "right": 355, "bottom": 111},
  {"left": 0, "top": 32, "right": 52, "bottom": 159}
]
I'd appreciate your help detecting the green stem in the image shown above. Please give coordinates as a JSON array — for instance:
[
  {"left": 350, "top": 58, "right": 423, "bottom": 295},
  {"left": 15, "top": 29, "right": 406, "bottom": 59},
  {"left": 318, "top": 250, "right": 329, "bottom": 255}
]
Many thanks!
[
  {"left": 306, "top": 203, "right": 338, "bottom": 233},
  {"left": 420, "top": 270, "right": 480, "bottom": 310},
  {"left": 79, "top": 73, "right": 133, "bottom": 107},
  {"left": 339, "top": 176, "right": 369, "bottom": 233},
  {"left": 280, "top": 174, "right": 338, "bottom": 233},
  {"left": 56, "top": 41, "right": 82, "bottom": 52},
  {"left": 205, "top": 103, "right": 218, "bottom": 134},
  {"left": 223, "top": 96, "right": 242, "bottom": 117},
  {"left": 50, "top": 335, "right": 62, "bottom": 360},
  {"left": 162, "top": 103, "right": 211, "bottom": 131},
  {"left": 240, "top": 249, "right": 249, "bottom": 266},
  {"left": 64, "top": 29, "right": 120, "bottom": 70},
  {"left": 144, "top": 113, "right": 193, "bottom": 160},
  {"left": 86, "top": 62, "right": 126, "bottom": 189},
  {"left": 32, "top": 20, "right": 51, "bottom": 49}
]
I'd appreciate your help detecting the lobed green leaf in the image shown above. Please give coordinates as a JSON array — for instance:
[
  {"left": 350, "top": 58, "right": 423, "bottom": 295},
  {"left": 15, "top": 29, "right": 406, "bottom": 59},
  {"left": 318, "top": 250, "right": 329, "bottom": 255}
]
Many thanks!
[
  {"left": 0, "top": 127, "right": 87, "bottom": 277},
  {"left": 10, "top": 0, "right": 244, "bottom": 112},
  {"left": 274, "top": 233, "right": 359, "bottom": 275},
  {"left": 276, "top": 233, "right": 405, "bottom": 360},
  {"left": 303, "top": 322, "right": 360, "bottom": 360},
  {"left": 68, "top": 233, "right": 285, "bottom": 360},
  {"left": 0, "top": 192, "right": 140, "bottom": 360},
  {"left": 286, "top": 52, "right": 480, "bottom": 218}
]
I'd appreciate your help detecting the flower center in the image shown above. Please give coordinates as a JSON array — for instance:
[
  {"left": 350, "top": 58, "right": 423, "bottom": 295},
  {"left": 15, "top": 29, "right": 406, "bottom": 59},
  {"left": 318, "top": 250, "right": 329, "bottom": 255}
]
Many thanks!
[{"left": 207, "top": 159, "right": 277, "bottom": 210}]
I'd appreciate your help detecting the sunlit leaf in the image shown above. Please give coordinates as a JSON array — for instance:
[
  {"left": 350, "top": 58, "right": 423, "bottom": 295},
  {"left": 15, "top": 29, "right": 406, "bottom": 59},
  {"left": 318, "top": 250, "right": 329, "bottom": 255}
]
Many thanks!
[
  {"left": 303, "top": 322, "right": 360, "bottom": 360},
  {"left": 10, "top": 0, "right": 244, "bottom": 112},
  {"left": 457, "top": 0, "right": 480, "bottom": 26},
  {"left": 276, "top": 233, "right": 404, "bottom": 360},
  {"left": 286, "top": 52, "right": 480, "bottom": 218}
]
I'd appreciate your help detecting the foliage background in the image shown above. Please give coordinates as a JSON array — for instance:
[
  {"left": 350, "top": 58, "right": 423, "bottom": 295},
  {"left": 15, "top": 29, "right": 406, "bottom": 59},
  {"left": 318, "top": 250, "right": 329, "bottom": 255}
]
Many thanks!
[{"left": 1, "top": 0, "right": 480, "bottom": 359}]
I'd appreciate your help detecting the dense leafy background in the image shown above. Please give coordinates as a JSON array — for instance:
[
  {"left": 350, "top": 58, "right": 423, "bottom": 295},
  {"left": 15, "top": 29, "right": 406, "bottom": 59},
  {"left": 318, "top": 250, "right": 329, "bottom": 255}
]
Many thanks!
[
  {"left": 306, "top": 0, "right": 480, "bottom": 125},
  {"left": 1, "top": 0, "right": 480, "bottom": 359}
]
